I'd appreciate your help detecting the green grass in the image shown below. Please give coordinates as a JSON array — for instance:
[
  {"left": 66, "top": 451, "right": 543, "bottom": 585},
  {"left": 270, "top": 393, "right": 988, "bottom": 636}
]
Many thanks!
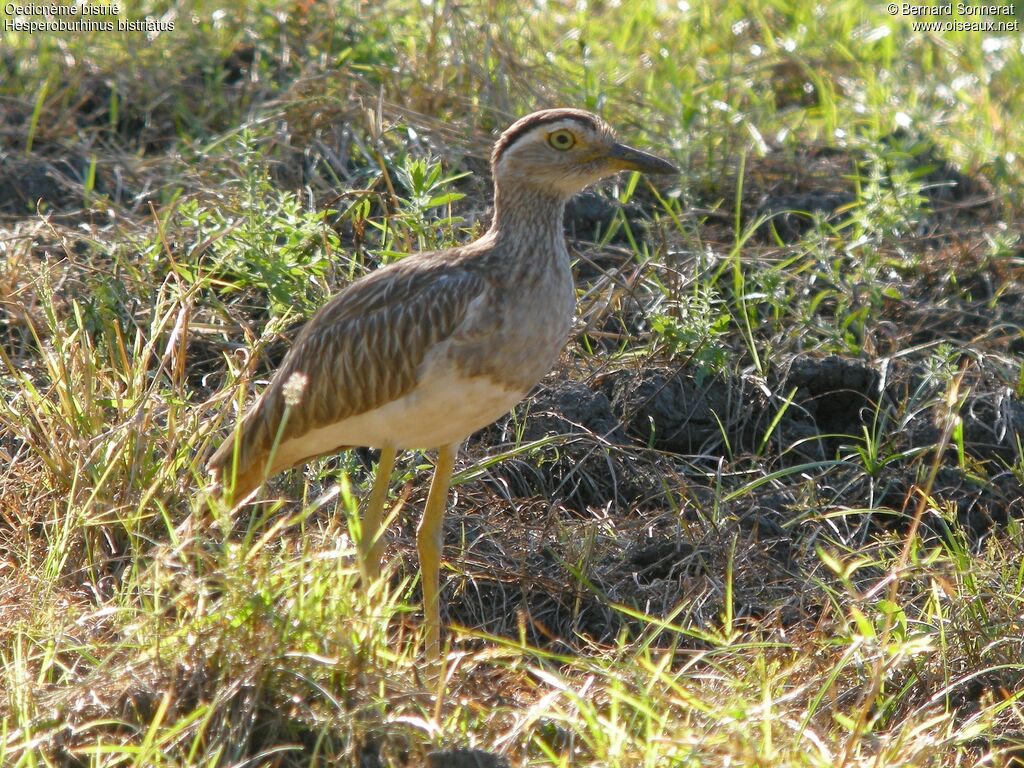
[{"left": 2, "top": 0, "right": 1024, "bottom": 765}]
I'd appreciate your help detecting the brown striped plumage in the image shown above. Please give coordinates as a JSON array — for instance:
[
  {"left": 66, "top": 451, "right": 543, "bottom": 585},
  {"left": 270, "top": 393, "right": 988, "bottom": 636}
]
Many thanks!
[
  {"left": 207, "top": 109, "right": 676, "bottom": 658},
  {"left": 209, "top": 255, "right": 488, "bottom": 495}
]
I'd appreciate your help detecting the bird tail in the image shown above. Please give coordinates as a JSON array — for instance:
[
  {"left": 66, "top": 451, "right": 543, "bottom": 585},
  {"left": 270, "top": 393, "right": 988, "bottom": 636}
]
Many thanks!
[{"left": 207, "top": 436, "right": 265, "bottom": 505}]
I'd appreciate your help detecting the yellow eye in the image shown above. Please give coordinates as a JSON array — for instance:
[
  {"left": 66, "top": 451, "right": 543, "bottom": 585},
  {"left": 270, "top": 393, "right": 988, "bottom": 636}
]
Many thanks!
[{"left": 547, "top": 129, "right": 576, "bottom": 150}]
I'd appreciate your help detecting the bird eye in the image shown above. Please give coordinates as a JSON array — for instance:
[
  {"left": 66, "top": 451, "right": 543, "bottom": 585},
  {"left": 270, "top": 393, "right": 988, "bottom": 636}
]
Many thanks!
[{"left": 547, "top": 129, "right": 576, "bottom": 150}]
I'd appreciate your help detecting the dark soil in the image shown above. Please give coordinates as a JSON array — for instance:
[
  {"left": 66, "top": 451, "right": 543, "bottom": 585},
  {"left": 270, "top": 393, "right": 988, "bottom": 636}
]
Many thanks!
[
  {"left": 472, "top": 378, "right": 665, "bottom": 515},
  {"left": 748, "top": 135, "right": 994, "bottom": 243},
  {"left": 604, "top": 366, "right": 763, "bottom": 456},
  {"left": 564, "top": 191, "right": 649, "bottom": 243},
  {"left": 775, "top": 355, "right": 881, "bottom": 460},
  {"left": 0, "top": 155, "right": 90, "bottom": 214},
  {"left": 430, "top": 348, "right": 1022, "bottom": 649}
]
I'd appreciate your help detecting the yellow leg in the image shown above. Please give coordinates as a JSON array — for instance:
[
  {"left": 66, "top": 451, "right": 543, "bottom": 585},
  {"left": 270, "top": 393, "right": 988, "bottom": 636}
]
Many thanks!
[
  {"left": 360, "top": 444, "right": 396, "bottom": 581},
  {"left": 418, "top": 443, "right": 457, "bottom": 658}
]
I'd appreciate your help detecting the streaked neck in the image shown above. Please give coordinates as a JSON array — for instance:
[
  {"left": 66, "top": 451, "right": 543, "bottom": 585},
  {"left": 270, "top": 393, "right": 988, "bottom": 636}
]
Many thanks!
[{"left": 488, "top": 182, "right": 567, "bottom": 248}]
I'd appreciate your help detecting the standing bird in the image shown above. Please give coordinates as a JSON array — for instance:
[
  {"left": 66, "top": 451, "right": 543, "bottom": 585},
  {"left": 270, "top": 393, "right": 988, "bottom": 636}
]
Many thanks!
[{"left": 208, "top": 108, "right": 677, "bottom": 656}]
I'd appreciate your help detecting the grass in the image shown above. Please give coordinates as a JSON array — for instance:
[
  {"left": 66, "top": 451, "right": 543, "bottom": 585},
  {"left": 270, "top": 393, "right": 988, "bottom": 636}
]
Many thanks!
[{"left": 2, "top": 0, "right": 1023, "bottom": 765}]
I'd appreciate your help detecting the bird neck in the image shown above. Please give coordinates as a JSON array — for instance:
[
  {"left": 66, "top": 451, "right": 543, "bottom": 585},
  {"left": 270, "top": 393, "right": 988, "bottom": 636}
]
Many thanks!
[{"left": 487, "top": 182, "right": 567, "bottom": 250}]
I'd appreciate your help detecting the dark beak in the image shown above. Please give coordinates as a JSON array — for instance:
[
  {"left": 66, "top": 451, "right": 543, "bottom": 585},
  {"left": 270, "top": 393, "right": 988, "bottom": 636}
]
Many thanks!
[{"left": 607, "top": 142, "right": 678, "bottom": 174}]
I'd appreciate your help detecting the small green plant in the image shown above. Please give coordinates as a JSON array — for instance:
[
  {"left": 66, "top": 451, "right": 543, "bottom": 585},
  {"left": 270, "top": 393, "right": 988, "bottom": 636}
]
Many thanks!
[
  {"left": 921, "top": 342, "right": 961, "bottom": 391},
  {"left": 374, "top": 154, "right": 469, "bottom": 257},
  {"left": 178, "top": 133, "right": 340, "bottom": 320},
  {"left": 849, "top": 151, "right": 931, "bottom": 245},
  {"left": 648, "top": 284, "right": 731, "bottom": 382}
]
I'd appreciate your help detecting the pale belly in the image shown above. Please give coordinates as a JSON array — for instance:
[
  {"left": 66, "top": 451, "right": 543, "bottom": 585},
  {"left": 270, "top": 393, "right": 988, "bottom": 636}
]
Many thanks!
[{"left": 271, "top": 369, "right": 527, "bottom": 471}]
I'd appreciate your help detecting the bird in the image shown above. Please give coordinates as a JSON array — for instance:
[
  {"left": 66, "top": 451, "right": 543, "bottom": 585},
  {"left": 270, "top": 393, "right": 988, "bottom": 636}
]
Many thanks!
[{"left": 207, "top": 108, "right": 677, "bottom": 657}]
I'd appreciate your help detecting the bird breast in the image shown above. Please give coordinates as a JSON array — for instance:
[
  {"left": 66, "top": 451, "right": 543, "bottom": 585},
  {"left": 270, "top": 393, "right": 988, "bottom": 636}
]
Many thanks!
[{"left": 445, "top": 249, "right": 575, "bottom": 393}]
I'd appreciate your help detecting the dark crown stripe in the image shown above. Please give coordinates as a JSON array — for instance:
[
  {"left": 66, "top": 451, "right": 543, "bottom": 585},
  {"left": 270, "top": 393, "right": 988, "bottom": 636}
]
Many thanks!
[{"left": 491, "top": 109, "right": 601, "bottom": 166}]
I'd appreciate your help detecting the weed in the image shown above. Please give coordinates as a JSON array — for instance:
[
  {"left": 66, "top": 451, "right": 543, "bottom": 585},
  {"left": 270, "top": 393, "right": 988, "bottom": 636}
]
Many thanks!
[{"left": 177, "top": 133, "right": 340, "bottom": 321}]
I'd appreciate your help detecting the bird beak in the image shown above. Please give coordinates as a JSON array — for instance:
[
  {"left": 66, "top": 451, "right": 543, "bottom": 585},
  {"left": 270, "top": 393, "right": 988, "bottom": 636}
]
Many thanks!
[{"left": 606, "top": 142, "right": 678, "bottom": 174}]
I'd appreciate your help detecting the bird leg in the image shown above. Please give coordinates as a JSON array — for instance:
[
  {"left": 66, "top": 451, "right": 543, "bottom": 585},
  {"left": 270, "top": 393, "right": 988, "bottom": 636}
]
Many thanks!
[
  {"left": 417, "top": 442, "right": 457, "bottom": 658},
  {"left": 360, "top": 444, "right": 396, "bottom": 581}
]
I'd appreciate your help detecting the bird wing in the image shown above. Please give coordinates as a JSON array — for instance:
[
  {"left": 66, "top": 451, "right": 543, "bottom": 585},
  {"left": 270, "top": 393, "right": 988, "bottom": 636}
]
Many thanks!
[{"left": 208, "top": 256, "right": 488, "bottom": 491}]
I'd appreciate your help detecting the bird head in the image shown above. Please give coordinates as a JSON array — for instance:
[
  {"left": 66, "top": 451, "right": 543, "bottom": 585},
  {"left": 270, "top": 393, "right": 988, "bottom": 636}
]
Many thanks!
[{"left": 490, "top": 108, "right": 677, "bottom": 197}]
